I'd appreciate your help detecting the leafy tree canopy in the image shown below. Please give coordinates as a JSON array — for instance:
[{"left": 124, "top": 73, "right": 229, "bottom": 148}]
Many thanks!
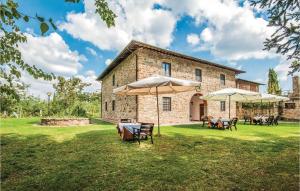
[
  {"left": 250, "top": 0, "right": 300, "bottom": 74},
  {"left": 0, "top": 0, "right": 115, "bottom": 98}
]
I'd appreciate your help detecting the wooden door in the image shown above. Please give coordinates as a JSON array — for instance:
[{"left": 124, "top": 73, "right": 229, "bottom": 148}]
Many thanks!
[{"left": 200, "top": 104, "right": 205, "bottom": 120}]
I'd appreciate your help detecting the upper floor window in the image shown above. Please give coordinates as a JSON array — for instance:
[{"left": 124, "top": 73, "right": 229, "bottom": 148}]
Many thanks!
[
  {"left": 163, "top": 97, "right": 171, "bottom": 111},
  {"left": 195, "top": 69, "right": 202, "bottom": 82},
  {"left": 285, "top": 103, "right": 295, "bottom": 109},
  {"left": 220, "top": 101, "right": 226, "bottom": 111},
  {"left": 112, "top": 100, "right": 115, "bottom": 111},
  {"left": 220, "top": 74, "right": 225, "bottom": 85},
  {"left": 112, "top": 74, "right": 115, "bottom": 86},
  {"left": 162, "top": 62, "right": 171, "bottom": 77},
  {"left": 105, "top": 102, "right": 108, "bottom": 111}
]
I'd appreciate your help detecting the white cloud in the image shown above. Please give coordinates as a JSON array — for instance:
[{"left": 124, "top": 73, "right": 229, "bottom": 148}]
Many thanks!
[
  {"left": 200, "top": 28, "right": 213, "bottom": 42},
  {"left": 19, "top": 32, "right": 84, "bottom": 76},
  {"left": 105, "top": 59, "right": 112, "bottom": 65},
  {"left": 86, "top": 47, "right": 97, "bottom": 56},
  {"left": 76, "top": 70, "right": 101, "bottom": 93},
  {"left": 17, "top": 32, "right": 98, "bottom": 99},
  {"left": 161, "top": 0, "right": 275, "bottom": 61},
  {"left": 186, "top": 33, "right": 200, "bottom": 45},
  {"left": 60, "top": 0, "right": 177, "bottom": 51}
]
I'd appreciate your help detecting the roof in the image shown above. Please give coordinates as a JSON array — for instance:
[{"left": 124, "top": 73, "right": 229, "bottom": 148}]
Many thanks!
[
  {"left": 97, "top": 40, "right": 245, "bottom": 80},
  {"left": 236, "top": 78, "right": 265, "bottom": 85}
]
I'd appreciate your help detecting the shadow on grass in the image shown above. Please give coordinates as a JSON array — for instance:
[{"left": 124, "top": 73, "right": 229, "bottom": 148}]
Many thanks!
[
  {"left": 90, "top": 118, "right": 113, "bottom": 125},
  {"left": 1, "top": 126, "right": 299, "bottom": 191}
]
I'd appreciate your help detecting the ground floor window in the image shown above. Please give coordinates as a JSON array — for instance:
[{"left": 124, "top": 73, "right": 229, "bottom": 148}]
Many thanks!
[
  {"left": 163, "top": 97, "right": 171, "bottom": 111},
  {"left": 105, "top": 102, "right": 108, "bottom": 111},
  {"left": 112, "top": 100, "right": 115, "bottom": 111},
  {"left": 285, "top": 103, "right": 295, "bottom": 109},
  {"left": 220, "top": 101, "right": 226, "bottom": 111}
]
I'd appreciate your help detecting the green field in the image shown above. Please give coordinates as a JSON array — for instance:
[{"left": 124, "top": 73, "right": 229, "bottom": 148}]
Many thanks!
[{"left": 1, "top": 118, "right": 299, "bottom": 190}]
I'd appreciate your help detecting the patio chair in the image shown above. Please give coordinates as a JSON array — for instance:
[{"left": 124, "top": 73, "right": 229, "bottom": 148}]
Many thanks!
[
  {"left": 243, "top": 115, "right": 252, "bottom": 124},
  {"left": 120, "top": 118, "right": 132, "bottom": 123},
  {"left": 266, "top": 116, "right": 274, "bottom": 126},
  {"left": 202, "top": 116, "right": 213, "bottom": 127},
  {"left": 201, "top": 116, "right": 208, "bottom": 127},
  {"left": 116, "top": 125, "right": 122, "bottom": 136},
  {"left": 273, "top": 116, "right": 280, "bottom": 126},
  {"left": 228, "top": 117, "right": 238, "bottom": 131},
  {"left": 133, "top": 123, "right": 154, "bottom": 145}
]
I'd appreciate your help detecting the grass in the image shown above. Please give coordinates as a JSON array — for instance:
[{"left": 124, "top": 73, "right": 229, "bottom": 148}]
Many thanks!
[{"left": 1, "top": 118, "right": 299, "bottom": 191}]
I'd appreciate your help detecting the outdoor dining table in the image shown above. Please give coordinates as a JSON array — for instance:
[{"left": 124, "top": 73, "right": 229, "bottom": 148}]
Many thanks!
[
  {"left": 253, "top": 116, "right": 269, "bottom": 124},
  {"left": 210, "top": 118, "right": 231, "bottom": 128},
  {"left": 118, "top": 123, "right": 141, "bottom": 141}
]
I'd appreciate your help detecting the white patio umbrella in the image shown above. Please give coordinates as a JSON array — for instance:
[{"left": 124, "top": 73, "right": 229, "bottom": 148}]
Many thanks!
[
  {"left": 203, "top": 88, "right": 260, "bottom": 118},
  {"left": 247, "top": 93, "right": 290, "bottom": 115},
  {"left": 113, "top": 75, "right": 201, "bottom": 136}
]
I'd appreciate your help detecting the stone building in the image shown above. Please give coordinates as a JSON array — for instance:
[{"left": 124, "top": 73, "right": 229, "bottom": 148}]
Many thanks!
[
  {"left": 98, "top": 40, "right": 261, "bottom": 124},
  {"left": 281, "top": 76, "right": 300, "bottom": 121},
  {"left": 235, "top": 79, "right": 266, "bottom": 119}
]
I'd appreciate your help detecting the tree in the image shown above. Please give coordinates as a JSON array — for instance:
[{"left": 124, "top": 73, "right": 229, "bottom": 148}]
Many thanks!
[
  {"left": 52, "top": 77, "right": 91, "bottom": 116},
  {"left": 0, "top": 77, "right": 28, "bottom": 115},
  {"left": 250, "top": 0, "right": 300, "bottom": 74},
  {"left": 0, "top": 0, "right": 115, "bottom": 98},
  {"left": 267, "top": 68, "right": 281, "bottom": 95}
]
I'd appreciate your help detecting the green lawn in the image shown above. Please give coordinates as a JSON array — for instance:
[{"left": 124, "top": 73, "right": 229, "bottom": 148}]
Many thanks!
[{"left": 1, "top": 118, "right": 299, "bottom": 191}]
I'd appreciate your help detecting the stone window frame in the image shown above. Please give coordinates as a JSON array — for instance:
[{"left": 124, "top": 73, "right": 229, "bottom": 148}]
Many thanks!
[
  {"left": 162, "top": 62, "right": 171, "bottom": 77},
  {"left": 162, "top": 97, "right": 172, "bottom": 111},
  {"left": 195, "top": 68, "right": 202, "bottom": 82},
  {"left": 105, "top": 102, "right": 108, "bottom": 111},
  {"left": 112, "top": 100, "right": 115, "bottom": 111},
  {"left": 220, "top": 101, "right": 226, "bottom": 111},
  {"left": 220, "top": 74, "right": 226, "bottom": 86}
]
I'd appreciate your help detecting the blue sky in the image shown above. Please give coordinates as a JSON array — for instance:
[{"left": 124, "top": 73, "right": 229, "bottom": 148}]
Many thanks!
[{"left": 15, "top": 0, "right": 296, "bottom": 98}]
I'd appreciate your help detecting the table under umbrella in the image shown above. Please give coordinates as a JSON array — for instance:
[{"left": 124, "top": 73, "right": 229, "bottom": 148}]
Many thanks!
[
  {"left": 113, "top": 75, "right": 201, "bottom": 136},
  {"left": 203, "top": 88, "right": 260, "bottom": 118}
]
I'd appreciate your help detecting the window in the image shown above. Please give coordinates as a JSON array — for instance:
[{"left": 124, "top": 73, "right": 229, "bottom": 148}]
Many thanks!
[
  {"left": 162, "top": 62, "right": 171, "bottom": 77},
  {"left": 220, "top": 101, "right": 226, "bottom": 111},
  {"left": 105, "top": 102, "right": 108, "bottom": 111},
  {"left": 112, "top": 100, "right": 115, "bottom": 111},
  {"left": 285, "top": 103, "right": 295, "bottom": 109},
  {"left": 195, "top": 69, "right": 202, "bottom": 82},
  {"left": 163, "top": 97, "right": 171, "bottom": 111},
  {"left": 112, "top": 74, "right": 115, "bottom": 86},
  {"left": 220, "top": 74, "right": 225, "bottom": 85}
]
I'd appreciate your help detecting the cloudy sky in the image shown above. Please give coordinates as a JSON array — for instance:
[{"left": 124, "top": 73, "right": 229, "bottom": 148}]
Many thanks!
[{"left": 15, "top": 0, "right": 296, "bottom": 98}]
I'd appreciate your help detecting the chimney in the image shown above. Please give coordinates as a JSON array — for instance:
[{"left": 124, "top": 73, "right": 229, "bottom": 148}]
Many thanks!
[{"left": 292, "top": 76, "right": 300, "bottom": 97}]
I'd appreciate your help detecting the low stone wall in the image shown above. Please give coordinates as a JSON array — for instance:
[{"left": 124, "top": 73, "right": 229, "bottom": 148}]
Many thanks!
[{"left": 41, "top": 118, "right": 91, "bottom": 126}]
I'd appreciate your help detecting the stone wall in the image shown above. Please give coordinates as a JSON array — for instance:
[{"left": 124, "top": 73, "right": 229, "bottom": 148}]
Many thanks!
[
  {"left": 41, "top": 118, "right": 90, "bottom": 126},
  {"left": 236, "top": 80, "right": 259, "bottom": 92},
  {"left": 136, "top": 48, "right": 237, "bottom": 124},
  {"left": 282, "top": 76, "right": 300, "bottom": 121},
  {"left": 101, "top": 52, "right": 138, "bottom": 123},
  {"left": 282, "top": 100, "right": 300, "bottom": 121}
]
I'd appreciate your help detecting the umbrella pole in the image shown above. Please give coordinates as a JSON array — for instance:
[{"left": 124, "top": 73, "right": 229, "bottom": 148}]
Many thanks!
[
  {"left": 156, "top": 86, "right": 160, "bottom": 136},
  {"left": 229, "top": 95, "right": 231, "bottom": 119}
]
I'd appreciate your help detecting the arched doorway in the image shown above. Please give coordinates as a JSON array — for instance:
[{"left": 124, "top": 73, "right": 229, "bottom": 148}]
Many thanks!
[{"left": 190, "top": 93, "right": 207, "bottom": 121}]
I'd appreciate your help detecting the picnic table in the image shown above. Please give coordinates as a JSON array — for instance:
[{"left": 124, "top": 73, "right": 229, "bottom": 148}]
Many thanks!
[{"left": 118, "top": 123, "right": 141, "bottom": 141}]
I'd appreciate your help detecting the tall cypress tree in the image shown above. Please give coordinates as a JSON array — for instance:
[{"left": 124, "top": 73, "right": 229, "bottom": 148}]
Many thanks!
[{"left": 267, "top": 69, "right": 281, "bottom": 95}]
